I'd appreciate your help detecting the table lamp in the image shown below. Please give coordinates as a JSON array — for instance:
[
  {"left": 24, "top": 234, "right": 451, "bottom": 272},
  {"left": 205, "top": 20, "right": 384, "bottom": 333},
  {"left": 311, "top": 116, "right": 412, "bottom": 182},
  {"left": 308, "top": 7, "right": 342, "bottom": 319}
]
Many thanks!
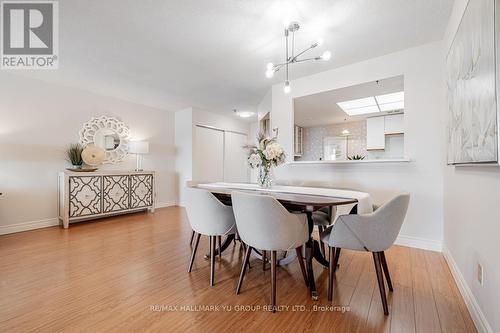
[{"left": 128, "top": 141, "right": 149, "bottom": 171}]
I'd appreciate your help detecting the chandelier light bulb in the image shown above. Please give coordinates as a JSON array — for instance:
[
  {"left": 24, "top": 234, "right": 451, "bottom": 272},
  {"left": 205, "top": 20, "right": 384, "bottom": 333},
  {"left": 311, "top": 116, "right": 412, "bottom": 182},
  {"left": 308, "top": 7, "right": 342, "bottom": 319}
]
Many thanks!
[
  {"left": 321, "top": 51, "right": 332, "bottom": 61},
  {"left": 283, "top": 81, "right": 291, "bottom": 94},
  {"left": 265, "top": 22, "right": 332, "bottom": 96}
]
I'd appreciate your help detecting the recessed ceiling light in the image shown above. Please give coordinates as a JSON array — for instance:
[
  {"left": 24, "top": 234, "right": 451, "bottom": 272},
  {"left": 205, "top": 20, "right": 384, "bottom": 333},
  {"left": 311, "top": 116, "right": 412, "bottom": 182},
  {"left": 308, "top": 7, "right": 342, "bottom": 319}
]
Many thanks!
[
  {"left": 376, "top": 91, "right": 404, "bottom": 111},
  {"left": 375, "top": 91, "right": 404, "bottom": 104},
  {"left": 337, "top": 91, "right": 404, "bottom": 115},
  {"left": 337, "top": 97, "right": 376, "bottom": 110},
  {"left": 234, "top": 110, "right": 255, "bottom": 118}
]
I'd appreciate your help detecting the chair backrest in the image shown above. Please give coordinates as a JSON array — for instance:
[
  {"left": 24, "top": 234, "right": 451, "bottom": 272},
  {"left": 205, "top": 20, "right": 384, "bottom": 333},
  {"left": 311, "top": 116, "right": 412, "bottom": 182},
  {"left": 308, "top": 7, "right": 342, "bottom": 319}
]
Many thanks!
[
  {"left": 185, "top": 188, "right": 236, "bottom": 236},
  {"left": 333, "top": 193, "right": 410, "bottom": 252},
  {"left": 231, "top": 191, "right": 309, "bottom": 251}
]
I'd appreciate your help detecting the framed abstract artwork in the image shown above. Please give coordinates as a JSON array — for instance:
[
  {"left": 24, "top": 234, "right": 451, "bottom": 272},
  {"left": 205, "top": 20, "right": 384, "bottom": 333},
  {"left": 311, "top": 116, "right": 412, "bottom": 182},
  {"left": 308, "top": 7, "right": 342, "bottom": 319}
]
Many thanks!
[{"left": 446, "top": 0, "right": 500, "bottom": 164}]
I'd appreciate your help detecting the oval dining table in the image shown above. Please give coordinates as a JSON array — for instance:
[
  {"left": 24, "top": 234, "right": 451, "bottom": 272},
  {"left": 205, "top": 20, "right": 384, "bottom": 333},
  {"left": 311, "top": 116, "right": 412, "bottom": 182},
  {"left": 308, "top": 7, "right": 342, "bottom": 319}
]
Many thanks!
[{"left": 191, "top": 182, "right": 359, "bottom": 300}]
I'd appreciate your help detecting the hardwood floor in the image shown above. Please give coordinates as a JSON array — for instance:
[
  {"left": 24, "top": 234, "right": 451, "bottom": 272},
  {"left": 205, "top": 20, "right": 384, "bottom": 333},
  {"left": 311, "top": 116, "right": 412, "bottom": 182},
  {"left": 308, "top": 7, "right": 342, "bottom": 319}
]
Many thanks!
[{"left": 0, "top": 207, "right": 475, "bottom": 333}]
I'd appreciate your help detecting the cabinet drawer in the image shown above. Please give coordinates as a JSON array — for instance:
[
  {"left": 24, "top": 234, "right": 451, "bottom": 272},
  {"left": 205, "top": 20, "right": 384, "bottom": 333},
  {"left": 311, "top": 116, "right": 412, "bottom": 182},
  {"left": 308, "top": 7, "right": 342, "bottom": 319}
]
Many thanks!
[
  {"left": 103, "top": 175, "right": 129, "bottom": 213},
  {"left": 69, "top": 176, "right": 102, "bottom": 217},
  {"left": 130, "top": 174, "right": 153, "bottom": 209}
]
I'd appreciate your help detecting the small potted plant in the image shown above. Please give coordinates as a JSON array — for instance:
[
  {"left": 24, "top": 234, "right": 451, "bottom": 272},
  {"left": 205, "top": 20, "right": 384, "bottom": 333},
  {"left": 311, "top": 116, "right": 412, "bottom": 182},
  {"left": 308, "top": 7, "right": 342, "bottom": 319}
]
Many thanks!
[
  {"left": 347, "top": 154, "right": 365, "bottom": 160},
  {"left": 246, "top": 133, "right": 286, "bottom": 188},
  {"left": 66, "top": 143, "right": 84, "bottom": 169}
]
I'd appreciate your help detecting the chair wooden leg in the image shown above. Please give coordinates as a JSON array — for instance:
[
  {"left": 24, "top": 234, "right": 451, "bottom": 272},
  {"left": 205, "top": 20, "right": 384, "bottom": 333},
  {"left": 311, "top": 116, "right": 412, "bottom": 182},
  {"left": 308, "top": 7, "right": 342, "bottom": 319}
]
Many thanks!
[
  {"left": 210, "top": 236, "right": 216, "bottom": 287},
  {"left": 317, "top": 225, "right": 326, "bottom": 257},
  {"left": 241, "top": 242, "right": 251, "bottom": 269},
  {"left": 189, "top": 230, "right": 195, "bottom": 246},
  {"left": 271, "top": 251, "right": 277, "bottom": 313},
  {"left": 188, "top": 233, "right": 201, "bottom": 272},
  {"left": 373, "top": 252, "right": 389, "bottom": 315},
  {"left": 333, "top": 247, "right": 341, "bottom": 273},
  {"left": 380, "top": 251, "right": 393, "bottom": 291},
  {"left": 217, "top": 236, "right": 222, "bottom": 261},
  {"left": 328, "top": 246, "right": 335, "bottom": 301},
  {"left": 262, "top": 250, "right": 267, "bottom": 271},
  {"left": 236, "top": 246, "right": 252, "bottom": 294},
  {"left": 295, "top": 246, "right": 308, "bottom": 286}
]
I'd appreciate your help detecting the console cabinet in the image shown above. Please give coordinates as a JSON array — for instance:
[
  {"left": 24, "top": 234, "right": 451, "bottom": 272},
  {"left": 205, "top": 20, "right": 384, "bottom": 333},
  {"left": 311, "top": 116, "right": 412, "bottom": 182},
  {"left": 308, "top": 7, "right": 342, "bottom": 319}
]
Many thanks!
[{"left": 59, "top": 171, "right": 155, "bottom": 228}]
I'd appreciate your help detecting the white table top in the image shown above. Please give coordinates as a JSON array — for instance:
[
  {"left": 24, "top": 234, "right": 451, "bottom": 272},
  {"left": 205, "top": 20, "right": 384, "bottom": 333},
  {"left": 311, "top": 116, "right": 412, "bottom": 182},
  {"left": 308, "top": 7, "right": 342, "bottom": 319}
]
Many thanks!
[{"left": 196, "top": 182, "right": 373, "bottom": 214}]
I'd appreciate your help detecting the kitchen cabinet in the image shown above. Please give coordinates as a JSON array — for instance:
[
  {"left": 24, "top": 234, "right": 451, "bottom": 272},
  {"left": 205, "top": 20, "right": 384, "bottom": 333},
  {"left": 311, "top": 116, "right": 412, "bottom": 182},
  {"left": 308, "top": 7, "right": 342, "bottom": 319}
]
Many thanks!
[
  {"left": 367, "top": 116, "right": 385, "bottom": 150},
  {"left": 384, "top": 113, "right": 404, "bottom": 134}
]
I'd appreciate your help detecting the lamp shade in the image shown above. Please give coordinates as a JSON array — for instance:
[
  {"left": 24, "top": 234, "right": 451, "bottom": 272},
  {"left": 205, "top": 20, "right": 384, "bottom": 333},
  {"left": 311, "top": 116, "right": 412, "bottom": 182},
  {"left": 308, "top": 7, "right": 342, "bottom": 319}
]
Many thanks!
[{"left": 128, "top": 141, "right": 149, "bottom": 154}]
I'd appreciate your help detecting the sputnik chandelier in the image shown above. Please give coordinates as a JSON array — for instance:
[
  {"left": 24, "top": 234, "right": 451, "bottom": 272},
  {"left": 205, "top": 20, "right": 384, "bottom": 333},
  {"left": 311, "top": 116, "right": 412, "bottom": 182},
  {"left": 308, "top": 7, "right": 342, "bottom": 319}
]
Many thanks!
[{"left": 265, "top": 21, "right": 331, "bottom": 94}]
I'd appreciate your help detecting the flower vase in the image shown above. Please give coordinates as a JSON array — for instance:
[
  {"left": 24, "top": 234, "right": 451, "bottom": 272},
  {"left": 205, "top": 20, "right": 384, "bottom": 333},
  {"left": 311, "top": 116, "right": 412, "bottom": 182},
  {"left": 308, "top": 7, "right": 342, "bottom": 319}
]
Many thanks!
[{"left": 258, "top": 165, "right": 273, "bottom": 188}]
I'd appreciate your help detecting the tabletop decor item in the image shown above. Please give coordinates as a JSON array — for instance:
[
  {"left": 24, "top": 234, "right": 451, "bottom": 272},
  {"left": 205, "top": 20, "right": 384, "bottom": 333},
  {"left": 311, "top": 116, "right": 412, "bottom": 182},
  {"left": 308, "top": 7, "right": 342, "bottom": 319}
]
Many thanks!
[
  {"left": 246, "top": 133, "right": 286, "bottom": 188},
  {"left": 81, "top": 144, "right": 105, "bottom": 166},
  {"left": 66, "top": 143, "right": 84, "bottom": 169},
  {"left": 348, "top": 154, "right": 365, "bottom": 160},
  {"left": 65, "top": 167, "right": 99, "bottom": 172}
]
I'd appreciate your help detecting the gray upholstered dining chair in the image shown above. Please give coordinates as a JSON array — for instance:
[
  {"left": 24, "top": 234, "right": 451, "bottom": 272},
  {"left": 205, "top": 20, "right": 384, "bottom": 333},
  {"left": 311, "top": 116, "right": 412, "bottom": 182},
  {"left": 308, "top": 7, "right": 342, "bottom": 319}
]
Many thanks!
[
  {"left": 321, "top": 193, "right": 410, "bottom": 315},
  {"left": 185, "top": 188, "right": 237, "bottom": 286},
  {"left": 231, "top": 191, "right": 309, "bottom": 312}
]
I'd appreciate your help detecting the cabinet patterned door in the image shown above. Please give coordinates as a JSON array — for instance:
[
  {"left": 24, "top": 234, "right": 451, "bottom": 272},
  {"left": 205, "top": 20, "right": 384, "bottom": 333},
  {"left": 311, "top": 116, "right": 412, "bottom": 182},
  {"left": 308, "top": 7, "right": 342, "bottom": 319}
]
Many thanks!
[
  {"left": 103, "top": 175, "right": 129, "bottom": 213},
  {"left": 130, "top": 174, "right": 153, "bottom": 209},
  {"left": 69, "top": 176, "right": 102, "bottom": 217}
]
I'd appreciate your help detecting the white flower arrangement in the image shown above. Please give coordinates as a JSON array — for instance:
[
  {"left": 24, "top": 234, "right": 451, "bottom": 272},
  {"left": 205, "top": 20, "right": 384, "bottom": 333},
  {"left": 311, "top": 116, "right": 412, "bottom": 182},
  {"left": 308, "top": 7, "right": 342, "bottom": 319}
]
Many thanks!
[
  {"left": 245, "top": 133, "right": 286, "bottom": 187},
  {"left": 246, "top": 133, "right": 286, "bottom": 170}
]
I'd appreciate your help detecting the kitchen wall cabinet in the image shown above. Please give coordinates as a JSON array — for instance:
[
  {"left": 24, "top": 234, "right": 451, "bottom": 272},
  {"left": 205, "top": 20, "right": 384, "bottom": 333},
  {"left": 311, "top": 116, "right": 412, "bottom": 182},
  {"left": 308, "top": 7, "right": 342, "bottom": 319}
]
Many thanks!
[{"left": 367, "top": 116, "right": 385, "bottom": 150}]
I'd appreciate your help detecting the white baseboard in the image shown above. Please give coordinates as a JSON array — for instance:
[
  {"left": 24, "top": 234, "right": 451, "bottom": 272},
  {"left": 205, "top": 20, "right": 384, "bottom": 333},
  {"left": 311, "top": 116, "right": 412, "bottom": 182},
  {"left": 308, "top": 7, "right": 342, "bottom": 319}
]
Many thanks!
[
  {"left": 395, "top": 234, "right": 442, "bottom": 252},
  {"left": 0, "top": 218, "right": 60, "bottom": 235},
  {"left": 0, "top": 202, "right": 178, "bottom": 236},
  {"left": 156, "top": 201, "right": 178, "bottom": 209},
  {"left": 442, "top": 246, "right": 492, "bottom": 333}
]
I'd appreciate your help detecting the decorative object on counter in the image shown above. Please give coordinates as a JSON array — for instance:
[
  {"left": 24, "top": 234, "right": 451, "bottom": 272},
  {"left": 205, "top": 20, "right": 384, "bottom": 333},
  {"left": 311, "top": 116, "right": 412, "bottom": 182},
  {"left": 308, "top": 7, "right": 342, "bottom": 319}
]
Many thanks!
[
  {"left": 81, "top": 144, "right": 105, "bottom": 166},
  {"left": 446, "top": 0, "right": 498, "bottom": 164},
  {"left": 79, "top": 116, "right": 130, "bottom": 164},
  {"left": 323, "top": 136, "right": 347, "bottom": 161},
  {"left": 128, "top": 141, "right": 150, "bottom": 171},
  {"left": 246, "top": 133, "right": 286, "bottom": 188},
  {"left": 65, "top": 167, "right": 99, "bottom": 172},
  {"left": 348, "top": 154, "right": 365, "bottom": 160},
  {"left": 66, "top": 143, "right": 84, "bottom": 169}
]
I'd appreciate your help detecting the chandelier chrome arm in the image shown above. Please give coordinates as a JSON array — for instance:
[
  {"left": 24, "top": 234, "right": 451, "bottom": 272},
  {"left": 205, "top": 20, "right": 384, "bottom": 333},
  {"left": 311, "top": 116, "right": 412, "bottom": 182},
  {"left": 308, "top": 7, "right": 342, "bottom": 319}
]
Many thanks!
[{"left": 265, "top": 21, "right": 331, "bottom": 93}]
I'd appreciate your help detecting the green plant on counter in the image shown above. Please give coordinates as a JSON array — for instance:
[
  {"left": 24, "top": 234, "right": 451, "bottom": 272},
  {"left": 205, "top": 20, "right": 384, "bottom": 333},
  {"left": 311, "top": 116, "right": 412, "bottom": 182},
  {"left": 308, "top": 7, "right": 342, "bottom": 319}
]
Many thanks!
[
  {"left": 66, "top": 143, "right": 84, "bottom": 167},
  {"left": 348, "top": 154, "right": 365, "bottom": 160}
]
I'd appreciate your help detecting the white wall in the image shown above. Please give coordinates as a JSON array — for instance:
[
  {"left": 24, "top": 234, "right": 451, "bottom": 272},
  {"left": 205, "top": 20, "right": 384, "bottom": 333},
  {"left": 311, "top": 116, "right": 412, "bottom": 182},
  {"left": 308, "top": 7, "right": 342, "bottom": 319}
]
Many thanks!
[
  {"left": 175, "top": 107, "right": 250, "bottom": 206},
  {"left": 174, "top": 108, "right": 194, "bottom": 207},
  {"left": 0, "top": 73, "right": 177, "bottom": 234},
  {"left": 441, "top": 1, "right": 499, "bottom": 332},
  {"left": 270, "top": 41, "right": 445, "bottom": 250}
]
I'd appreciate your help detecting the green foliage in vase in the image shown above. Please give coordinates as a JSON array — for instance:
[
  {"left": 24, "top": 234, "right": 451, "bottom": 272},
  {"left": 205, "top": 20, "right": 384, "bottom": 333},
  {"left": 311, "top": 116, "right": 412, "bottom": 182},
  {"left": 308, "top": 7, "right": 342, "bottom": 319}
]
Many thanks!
[
  {"left": 66, "top": 143, "right": 84, "bottom": 166},
  {"left": 347, "top": 154, "right": 365, "bottom": 160}
]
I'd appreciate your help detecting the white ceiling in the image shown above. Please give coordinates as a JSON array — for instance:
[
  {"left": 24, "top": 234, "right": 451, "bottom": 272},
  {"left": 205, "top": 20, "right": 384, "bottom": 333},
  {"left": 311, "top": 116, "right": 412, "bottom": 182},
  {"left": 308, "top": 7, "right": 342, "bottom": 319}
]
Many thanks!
[
  {"left": 294, "top": 75, "right": 404, "bottom": 127},
  {"left": 16, "top": 0, "right": 453, "bottom": 118}
]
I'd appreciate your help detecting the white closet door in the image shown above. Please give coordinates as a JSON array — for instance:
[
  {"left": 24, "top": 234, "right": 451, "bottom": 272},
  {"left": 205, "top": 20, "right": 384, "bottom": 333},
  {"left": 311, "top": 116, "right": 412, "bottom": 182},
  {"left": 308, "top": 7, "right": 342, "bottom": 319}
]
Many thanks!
[
  {"left": 224, "top": 132, "right": 249, "bottom": 183},
  {"left": 194, "top": 126, "right": 224, "bottom": 182}
]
